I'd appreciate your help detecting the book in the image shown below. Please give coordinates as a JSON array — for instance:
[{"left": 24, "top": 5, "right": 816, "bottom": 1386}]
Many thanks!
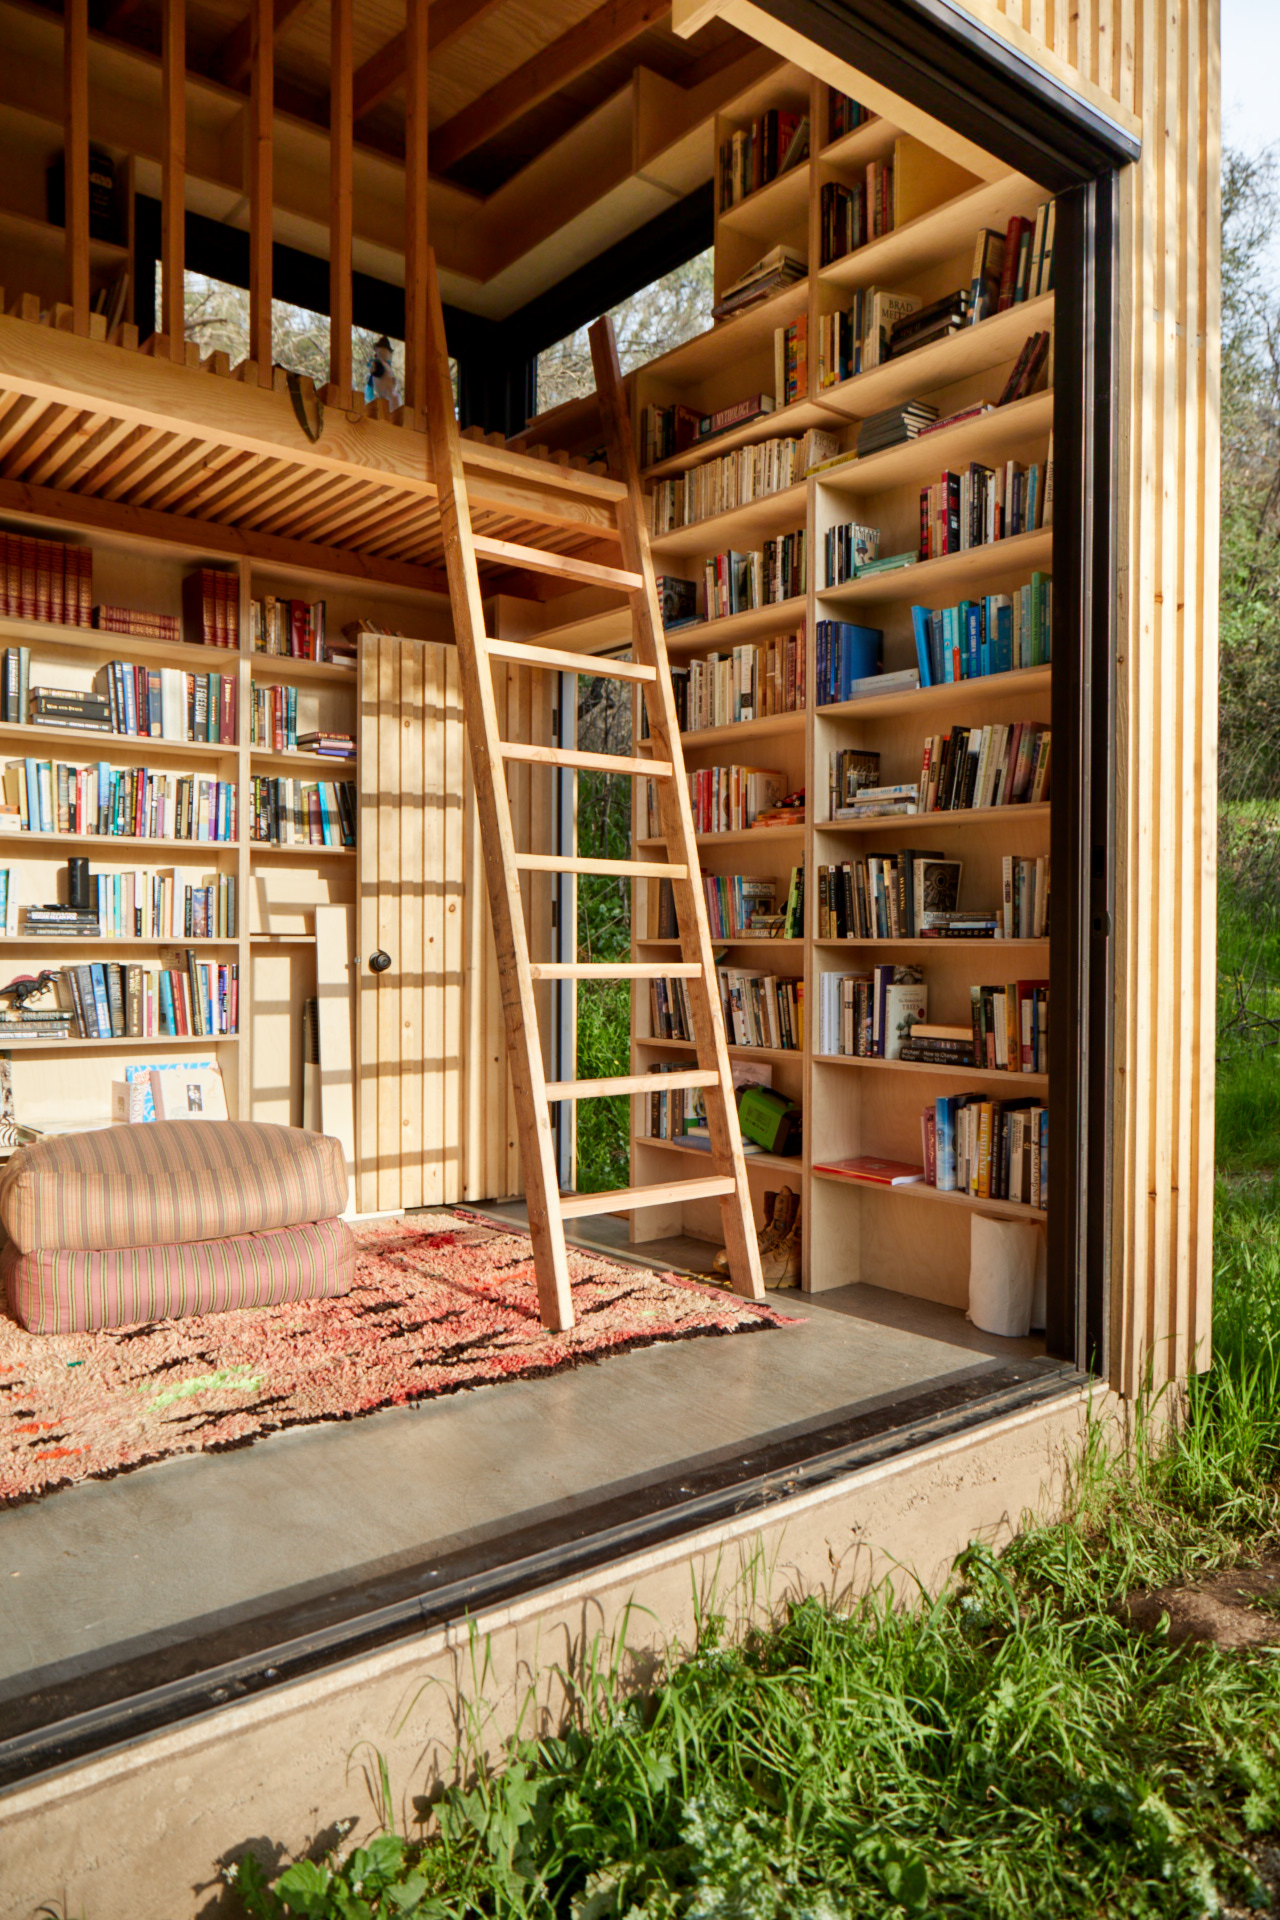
[{"left": 814, "top": 1155, "right": 925, "bottom": 1185}]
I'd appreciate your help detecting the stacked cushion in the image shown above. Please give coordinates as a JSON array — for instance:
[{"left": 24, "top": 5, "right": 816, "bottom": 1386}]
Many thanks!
[{"left": 1, "top": 1122, "right": 354, "bottom": 1333}]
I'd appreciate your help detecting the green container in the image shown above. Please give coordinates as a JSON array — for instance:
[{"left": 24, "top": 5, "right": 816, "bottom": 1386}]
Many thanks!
[{"left": 738, "top": 1084, "right": 801, "bottom": 1155}]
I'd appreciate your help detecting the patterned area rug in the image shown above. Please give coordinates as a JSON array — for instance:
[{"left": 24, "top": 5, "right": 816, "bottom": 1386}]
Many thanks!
[{"left": 0, "top": 1211, "right": 792, "bottom": 1506}]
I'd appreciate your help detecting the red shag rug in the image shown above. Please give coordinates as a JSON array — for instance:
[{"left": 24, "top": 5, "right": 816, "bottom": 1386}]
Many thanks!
[{"left": 0, "top": 1211, "right": 792, "bottom": 1506}]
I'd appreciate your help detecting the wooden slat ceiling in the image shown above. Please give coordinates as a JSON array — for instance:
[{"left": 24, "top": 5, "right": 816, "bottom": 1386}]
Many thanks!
[{"left": 91, "top": 0, "right": 747, "bottom": 193}]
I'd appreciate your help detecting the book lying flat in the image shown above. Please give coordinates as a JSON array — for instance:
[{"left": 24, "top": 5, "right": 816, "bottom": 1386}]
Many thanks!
[{"left": 814, "top": 1155, "right": 925, "bottom": 1185}]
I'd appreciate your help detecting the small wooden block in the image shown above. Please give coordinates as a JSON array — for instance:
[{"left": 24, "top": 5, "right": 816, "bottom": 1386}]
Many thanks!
[
  {"left": 87, "top": 312, "right": 107, "bottom": 342},
  {"left": 321, "top": 382, "right": 356, "bottom": 410},
  {"left": 51, "top": 304, "right": 76, "bottom": 332},
  {"left": 9, "top": 293, "right": 40, "bottom": 322},
  {"left": 184, "top": 340, "right": 201, "bottom": 368},
  {"left": 117, "top": 322, "right": 139, "bottom": 351},
  {"left": 461, "top": 425, "right": 487, "bottom": 442},
  {"left": 139, "top": 332, "right": 170, "bottom": 357},
  {"left": 233, "top": 358, "right": 260, "bottom": 385},
  {"left": 202, "top": 351, "right": 232, "bottom": 377},
  {"left": 272, "top": 366, "right": 290, "bottom": 393}
]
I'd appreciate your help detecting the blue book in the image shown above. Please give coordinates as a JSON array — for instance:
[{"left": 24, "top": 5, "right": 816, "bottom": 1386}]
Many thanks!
[
  {"left": 158, "top": 970, "right": 176, "bottom": 1036},
  {"left": 23, "top": 758, "right": 38, "bottom": 833},
  {"left": 935, "top": 1096, "right": 959, "bottom": 1191},
  {"left": 941, "top": 609, "right": 956, "bottom": 683},
  {"left": 993, "top": 599, "right": 1014, "bottom": 675},
  {"left": 965, "top": 602, "right": 981, "bottom": 680},
  {"left": 928, "top": 611, "right": 945, "bottom": 688},
  {"left": 838, "top": 625, "right": 883, "bottom": 701},
  {"left": 89, "top": 964, "right": 112, "bottom": 1038},
  {"left": 909, "top": 606, "right": 933, "bottom": 687}
]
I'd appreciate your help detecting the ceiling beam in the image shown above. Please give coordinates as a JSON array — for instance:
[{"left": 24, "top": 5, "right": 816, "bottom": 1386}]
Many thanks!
[
  {"left": 215, "top": 0, "right": 313, "bottom": 92},
  {"left": 429, "top": 0, "right": 669, "bottom": 174},
  {"left": 352, "top": 0, "right": 510, "bottom": 121}
]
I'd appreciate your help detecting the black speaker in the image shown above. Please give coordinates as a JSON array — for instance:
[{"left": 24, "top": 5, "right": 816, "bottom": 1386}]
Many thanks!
[{"left": 68, "top": 858, "right": 90, "bottom": 909}]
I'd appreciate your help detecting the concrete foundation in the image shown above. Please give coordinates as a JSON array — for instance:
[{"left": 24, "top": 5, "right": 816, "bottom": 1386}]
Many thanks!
[{"left": 0, "top": 1382, "right": 1108, "bottom": 1920}]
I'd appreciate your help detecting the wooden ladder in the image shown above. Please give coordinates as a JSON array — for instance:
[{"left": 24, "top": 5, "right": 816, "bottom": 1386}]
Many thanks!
[{"left": 423, "top": 252, "right": 764, "bottom": 1331}]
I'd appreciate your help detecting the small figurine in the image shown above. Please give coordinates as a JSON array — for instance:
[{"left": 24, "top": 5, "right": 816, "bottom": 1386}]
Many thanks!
[
  {"left": 0, "top": 970, "right": 60, "bottom": 1010},
  {"left": 363, "top": 335, "right": 403, "bottom": 410}
]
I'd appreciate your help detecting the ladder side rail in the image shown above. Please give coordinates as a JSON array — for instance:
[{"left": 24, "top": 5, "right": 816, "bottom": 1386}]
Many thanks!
[
  {"left": 587, "top": 316, "right": 765, "bottom": 1302},
  {"left": 424, "top": 253, "right": 575, "bottom": 1332}
]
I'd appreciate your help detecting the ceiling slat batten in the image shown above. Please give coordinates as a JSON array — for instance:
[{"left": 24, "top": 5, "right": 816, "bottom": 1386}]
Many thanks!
[
  {"left": 328, "top": 0, "right": 354, "bottom": 407},
  {"left": 403, "top": 0, "right": 430, "bottom": 424},
  {"left": 162, "top": 0, "right": 186, "bottom": 365},
  {"left": 248, "top": 0, "right": 274, "bottom": 380},
  {"left": 63, "top": 0, "right": 90, "bottom": 331}
]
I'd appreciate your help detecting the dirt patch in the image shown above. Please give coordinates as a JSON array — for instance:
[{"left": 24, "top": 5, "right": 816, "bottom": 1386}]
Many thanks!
[{"left": 1121, "top": 1557, "right": 1280, "bottom": 1649}]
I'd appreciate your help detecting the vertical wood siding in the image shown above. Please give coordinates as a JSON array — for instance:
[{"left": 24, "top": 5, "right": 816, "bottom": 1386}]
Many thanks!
[{"left": 959, "top": 0, "right": 1220, "bottom": 1393}]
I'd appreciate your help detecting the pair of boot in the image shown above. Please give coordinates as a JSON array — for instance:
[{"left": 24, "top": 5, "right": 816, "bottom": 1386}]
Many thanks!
[{"left": 712, "top": 1185, "right": 800, "bottom": 1290}]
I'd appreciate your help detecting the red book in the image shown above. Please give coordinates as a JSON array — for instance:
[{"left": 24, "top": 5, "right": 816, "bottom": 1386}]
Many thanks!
[
  {"left": 996, "top": 217, "right": 1027, "bottom": 312},
  {"left": 814, "top": 1155, "right": 925, "bottom": 1185}
]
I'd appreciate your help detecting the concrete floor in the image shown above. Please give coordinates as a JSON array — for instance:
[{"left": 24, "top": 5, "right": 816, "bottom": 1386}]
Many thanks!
[{"left": 0, "top": 1208, "right": 1045, "bottom": 1713}]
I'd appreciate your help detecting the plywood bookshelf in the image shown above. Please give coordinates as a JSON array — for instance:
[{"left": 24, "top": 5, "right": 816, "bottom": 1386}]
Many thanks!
[{"left": 627, "top": 62, "right": 1056, "bottom": 1305}]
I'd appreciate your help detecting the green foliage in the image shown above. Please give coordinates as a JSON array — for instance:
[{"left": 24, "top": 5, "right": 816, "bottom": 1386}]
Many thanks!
[
  {"left": 1217, "top": 841, "right": 1280, "bottom": 1170},
  {"left": 575, "top": 679, "right": 636, "bottom": 1193}
]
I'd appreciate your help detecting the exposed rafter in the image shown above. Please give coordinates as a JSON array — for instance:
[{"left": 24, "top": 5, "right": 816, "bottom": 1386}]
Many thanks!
[
  {"left": 352, "top": 0, "right": 510, "bottom": 121},
  {"left": 215, "top": 0, "right": 313, "bottom": 91},
  {"left": 429, "top": 0, "right": 669, "bottom": 173}
]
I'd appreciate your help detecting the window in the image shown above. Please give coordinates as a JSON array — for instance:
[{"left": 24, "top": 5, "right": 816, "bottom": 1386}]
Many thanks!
[{"left": 534, "top": 245, "right": 714, "bottom": 413}]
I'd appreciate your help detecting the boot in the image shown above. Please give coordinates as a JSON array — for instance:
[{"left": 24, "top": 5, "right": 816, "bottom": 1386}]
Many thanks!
[
  {"left": 712, "top": 1190, "right": 776, "bottom": 1277},
  {"left": 763, "top": 1196, "right": 801, "bottom": 1291}
]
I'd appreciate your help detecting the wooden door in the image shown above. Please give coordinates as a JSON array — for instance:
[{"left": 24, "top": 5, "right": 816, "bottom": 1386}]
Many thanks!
[{"left": 357, "top": 634, "right": 465, "bottom": 1213}]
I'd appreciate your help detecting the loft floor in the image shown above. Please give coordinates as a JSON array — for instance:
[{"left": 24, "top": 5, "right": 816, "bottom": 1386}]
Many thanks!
[{"left": 0, "top": 1208, "right": 1058, "bottom": 1745}]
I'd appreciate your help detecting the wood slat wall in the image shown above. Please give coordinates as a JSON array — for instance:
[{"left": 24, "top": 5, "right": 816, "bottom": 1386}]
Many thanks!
[{"left": 952, "top": 0, "right": 1220, "bottom": 1396}]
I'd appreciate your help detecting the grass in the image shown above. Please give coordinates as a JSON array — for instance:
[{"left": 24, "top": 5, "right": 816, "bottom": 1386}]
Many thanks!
[{"left": 229, "top": 861, "right": 1280, "bottom": 1920}]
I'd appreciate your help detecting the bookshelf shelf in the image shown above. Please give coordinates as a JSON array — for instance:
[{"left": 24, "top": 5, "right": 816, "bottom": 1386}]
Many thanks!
[
  {"left": 0, "top": 936, "right": 236, "bottom": 949},
  {"left": 811, "top": 1167, "right": 1044, "bottom": 1223},
  {"left": 249, "top": 841, "right": 356, "bottom": 858},
  {"left": 813, "top": 936, "right": 1048, "bottom": 951},
  {"left": 248, "top": 654, "right": 357, "bottom": 684},
  {"left": 817, "top": 115, "right": 897, "bottom": 169},
  {"left": 815, "top": 526, "right": 1052, "bottom": 608},
  {"left": 816, "top": 803, "right": 1050, "bottom": 836},
  {"left": 638, "top": 824, "right": 806, "bottom": 850},
  {"left": 649, "top": 480, "right": 809, "bottom": 558},
  {"left": 637, "top": 936, "right": 806, "bottom": 952},
  {"left": 636, "top": 280, "right": 811, "bottom": 392},
  {"left": 0, "top": 1031, "right": 241, "bottom": 1050},
  {"left": 815, "top": 663, "right": 1051, "bottom": 724},
  {"left": 0, "top": 721, "right": 237, "bottom": 760},
  {"left": 636, "top": 1036, "right": 802, "bottom": 1064},
  {"left": 0, "top": 205, "right": 128, "bottom": 269},
  {"left": 641, "top": 396, "right": 844, "bottom": 482},
  {"left": 718, "top": 160, "right": 813, "bottom": 241},
  {"left": 0, "top": 614, "right": 238, "bottom": 677},
  {"left": 816, "top": 294, "right": 1055, "bottom": 423},
  {"left": 648, "top": 710, "right": 805, "bottom": 752},
  {"left": 249, "top": 748, "right": 358, "bottom": 774},
  {"left": 814, "top": 1054, "right": 1049, "bottom": 1090},
  {"left": 664, "top": 597, "right": 809, "bottom": 654},
  {"left": 635, "top": 1133, "right": 802, "bottom": 1178},
  {"left": 0, "top": 831, "right": 240, "bottom": 851},
  {"left": 818, "top": 172, "right": 1042, "bottom": 294},
  {"left": 817, "top": 391, "right": 1054, "bottom": 500}
]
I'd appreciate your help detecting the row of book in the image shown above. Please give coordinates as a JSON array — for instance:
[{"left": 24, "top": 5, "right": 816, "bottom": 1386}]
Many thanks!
[
  {"left": 642, "top": 1065, "right": 705, "bottom": 1146},
  {"left": 910, "top": 579, "right": 1053, "bottom": 686},
  {"left": 248, "top": 596, "right": 356, "bottom": 666},
  {"left": 816, "top": 964, "right": 924, "bottom": 1058},
  {"left": 89, "top": 663, "right": 238, "bottom": 744},
  {"left": 814, "top": 621, "right": 888, "bottom": 707},
  {"left": 712, "top": 245, "right": 806, "bottom": 322},
  {"left": 667, "top": 634, "right": 805, "bottom": 734},
  {"left": 703, "top": 532, "right": 807, "bottom": 620},
  {"left": 665, "top": 765, "right": 789, "bottom": 837},
  {"left": 248, "top": 777, "right": 356, "bottom": 848},
  {"left": 94, "top": 606, "right": 181, "bottom": 642},
  {"left": 819, "top": 163, "right": 895, "bottom": 265},
  {"left": 30, "top": 957, "right": 240, "bottom": 1041},
  {"left": 0, "top": 534, "right": 93, "bottom": 627},
  {"left": 1, "top": 761, "right": 237, "bottom": 842},
  {"left": 826, "top": 88, "right": 870, "bottom": 143},
  {"left": 918, "top": 454, "right": 1049, "bottom": 561},
  {"left": 183, "top": 570, "right": 240, "bottom": 649},
  {"left": 814, "top": 850, "right": 1049, "bottom": 942},
  {"left": 717, "top": 965, "right": 804, "bottom": 1051},
  {"left": 643, "top": 869, "right": 805, "bottom": 942},
  {"left": 823, "top": 522, "right": 922, "bottom": 588},
  {"left": 773, "top": 313, "right": 809, "bottom": 407},
  {"left": 974, "top": 205, "right": 1056, "bottom": 318},
  {"left": 648, "top": 430, "right": 839, "bottom": 535},
  {"left": 817, "top": 973, "right": 1048, "bottom": 1073},
  {"left": 922, "top": 1095, "right": 1048, "bottom": 1207},
  {"left": 19, "top": 870, "right": 238, "bottom": 942},
  {"left": 918, "top": 722, "right": 1051, "bottom": 815},
  {"left": 249, "top": 682, "right": 300, "bottom": 751},
  {"left": 717, "top": 108, "right": 809, "bottom": 212},
  {"left": 638, "top": 395, "right": 779, "bottom": 470}
]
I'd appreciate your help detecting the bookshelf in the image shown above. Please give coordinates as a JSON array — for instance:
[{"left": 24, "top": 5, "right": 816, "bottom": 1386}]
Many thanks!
[{"left": 626, "top": 64, "right": 1056, "bottom": 1308}]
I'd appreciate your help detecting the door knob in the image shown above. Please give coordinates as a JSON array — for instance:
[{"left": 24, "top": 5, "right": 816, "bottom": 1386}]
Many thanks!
[{"left": 369, "top": 949, "right": 392, "bottom": 973}]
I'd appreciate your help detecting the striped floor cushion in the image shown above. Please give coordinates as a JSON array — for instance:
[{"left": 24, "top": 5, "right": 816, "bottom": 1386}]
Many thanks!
[
  {"left": 2, "top": 1216, "right": 356, "bottom": 1334},
  {"left": 0, "top": 1121, "right": 349, "bottom": 1255}
]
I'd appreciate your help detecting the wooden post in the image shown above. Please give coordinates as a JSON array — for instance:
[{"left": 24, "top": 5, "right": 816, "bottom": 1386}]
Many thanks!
[
  {"left": 248, "top": 0, "right": 274, "bottom": 377},
  {"left": 403, "top": 0, "right": 430, "bottom": 423},
  {"left": 162, "top": 0, "right": 186, "bottom": 365},
  {"left": 63, "top": 0, "right": 90, "bottom": 332},
  {"left": 328, "top": 0, "right": 353, "bottom": 406}
]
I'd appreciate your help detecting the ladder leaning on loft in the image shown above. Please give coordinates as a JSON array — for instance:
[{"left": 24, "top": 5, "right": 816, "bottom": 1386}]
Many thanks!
[{"left": 422, "top": 250, "right": 764, "bottom": 1332}]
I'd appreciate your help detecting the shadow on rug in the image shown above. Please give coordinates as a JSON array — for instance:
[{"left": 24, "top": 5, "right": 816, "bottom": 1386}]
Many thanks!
[{"left": 0, "top": 1210, "right": 794, "bottom": 1505}]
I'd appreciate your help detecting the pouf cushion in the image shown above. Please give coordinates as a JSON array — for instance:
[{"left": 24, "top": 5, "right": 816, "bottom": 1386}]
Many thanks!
[
  {"left": 2, "top": 1216, "right": 356, "bottom": 1333},
  {"left": 0, "top": 1121, "right": 349, "bottom": 1255}
]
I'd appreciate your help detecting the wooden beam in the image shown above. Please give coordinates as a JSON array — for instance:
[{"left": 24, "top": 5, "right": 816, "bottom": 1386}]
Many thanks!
[
  {"left": 162, "top": 0, "right": 186, "bottom": 365},
  {"left": 429, "top": 0, "right": 668, "bottom": 174},
  {"left": 248, "top": 0, "right": 274, "bottom": 374},
  {"left": 403, "top": 0, "right": 429, "bottom": 419},
  {"left": 351, "top": 0, "right": 508, "bottom": 120},
  {"left": 215, "top": 0, "right": 311, "bottom": 91},
  {"left": 328, "top": 0, "right": 353, "bottom": 402},
  {"left": 63, "top": 0, "right": 90, "bottom": 330}
]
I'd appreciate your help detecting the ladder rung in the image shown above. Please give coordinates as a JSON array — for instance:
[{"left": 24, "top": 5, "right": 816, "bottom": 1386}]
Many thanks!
[
  {"left": 559, "top": 1176, "right": 737, "bottom": 1218},
  {"left": 545, "top": 1069, "right": 718, "bottom": 1101},
  {"left": 472, "top": 534, "right": 644, "bottom": 593},
  {"left": 529, "top": 961, "right": 701, "bottom": 980},
  {"left": 515, "top": 854, "right": 687, "bottom": 879},
  {"left": 485, "top": 638, "right": 656, "bottom": 682},
  {"left": 500, "top": 742, "right": 670, "bottom": 779}
]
